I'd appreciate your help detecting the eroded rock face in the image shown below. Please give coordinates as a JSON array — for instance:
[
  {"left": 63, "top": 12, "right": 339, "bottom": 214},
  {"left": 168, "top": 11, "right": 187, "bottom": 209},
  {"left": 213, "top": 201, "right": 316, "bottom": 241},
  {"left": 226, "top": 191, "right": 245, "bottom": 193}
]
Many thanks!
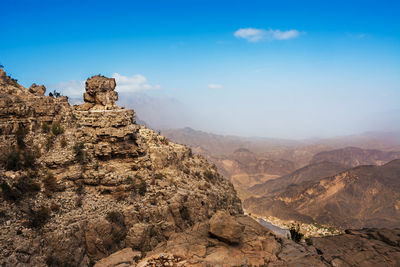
[
  {"left": 28, "top": 83, "right": 46, "bottom": 96},
  {"left": 209, "top": 210, "right": 244, "bottom": 244},
  {"left": 81, "top": 75, "right": 118, "bottom": 110},
  {"left": 0, "top": 71, "right": 243, "bottom": 266}
]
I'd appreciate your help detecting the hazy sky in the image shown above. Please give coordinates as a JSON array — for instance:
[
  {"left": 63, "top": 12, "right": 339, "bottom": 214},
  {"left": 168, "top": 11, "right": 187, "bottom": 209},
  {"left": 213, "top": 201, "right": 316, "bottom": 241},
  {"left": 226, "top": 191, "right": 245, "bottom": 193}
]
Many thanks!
[{"left": 1, "top": 0, "right": 399, "bottom": 138}]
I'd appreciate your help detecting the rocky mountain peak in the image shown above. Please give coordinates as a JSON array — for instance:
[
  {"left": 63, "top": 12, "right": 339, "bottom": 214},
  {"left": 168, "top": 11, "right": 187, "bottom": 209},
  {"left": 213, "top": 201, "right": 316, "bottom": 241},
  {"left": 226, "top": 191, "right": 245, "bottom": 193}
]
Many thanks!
[
  {"left": 80, "top": 75, "right": 118, "bottom": 110},
  {"left": 28, "top": 83, "right": 46, "bottom": 96}
]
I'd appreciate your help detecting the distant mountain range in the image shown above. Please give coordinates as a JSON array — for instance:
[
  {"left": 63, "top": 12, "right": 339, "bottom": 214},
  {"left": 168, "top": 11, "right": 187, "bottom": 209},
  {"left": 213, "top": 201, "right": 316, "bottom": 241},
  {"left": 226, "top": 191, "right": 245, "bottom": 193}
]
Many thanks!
[
  {"left": 161, "top": 127, "right": 400, "bottom": 228},
  {"left": 311, "top": 146, "right": 400, "bottom": 167},
  {"left": 245, "top": 159, "right": 400, "bottom": 229}
]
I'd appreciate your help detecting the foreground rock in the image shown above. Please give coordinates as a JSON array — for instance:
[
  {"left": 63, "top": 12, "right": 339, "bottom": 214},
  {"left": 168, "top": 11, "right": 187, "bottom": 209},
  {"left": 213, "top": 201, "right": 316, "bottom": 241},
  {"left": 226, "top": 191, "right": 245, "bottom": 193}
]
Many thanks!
[
  {"left": 209, "top": 210, "right": 244, "bottom": 244},
  {"left": 101, "top": 215, "right": 400, "bottom": 266},
  {"left": 0, "top": 71, "right": 242, "bottom": 266}
]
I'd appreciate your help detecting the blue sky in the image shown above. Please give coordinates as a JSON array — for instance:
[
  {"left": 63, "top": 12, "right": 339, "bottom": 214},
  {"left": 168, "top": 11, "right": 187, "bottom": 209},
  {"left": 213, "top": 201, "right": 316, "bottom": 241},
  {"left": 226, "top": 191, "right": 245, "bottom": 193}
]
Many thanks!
[{"left": 1, "top": 0, "right": 399, "bottom": 138}]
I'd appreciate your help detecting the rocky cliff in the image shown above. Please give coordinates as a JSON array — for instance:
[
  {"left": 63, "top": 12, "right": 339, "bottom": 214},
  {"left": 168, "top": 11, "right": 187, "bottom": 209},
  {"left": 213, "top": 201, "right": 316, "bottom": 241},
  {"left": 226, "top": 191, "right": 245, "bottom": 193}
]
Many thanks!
[
  {"left": 0, "top": 70, "right": 242, "bottom": 266},
  {"left": 1, "top": 69, "right": 400, "bottom": 266}
]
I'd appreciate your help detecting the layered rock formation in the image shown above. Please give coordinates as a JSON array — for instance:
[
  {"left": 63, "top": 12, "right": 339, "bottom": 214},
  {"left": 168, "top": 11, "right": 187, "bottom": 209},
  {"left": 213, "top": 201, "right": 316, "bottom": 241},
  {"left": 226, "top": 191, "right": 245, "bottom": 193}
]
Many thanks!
[
  {"left": 0, "top": 72, "right": 242, "bottom": 266},
  {"left": 1, "top": 70, "right": 400, "bottom": 267}
]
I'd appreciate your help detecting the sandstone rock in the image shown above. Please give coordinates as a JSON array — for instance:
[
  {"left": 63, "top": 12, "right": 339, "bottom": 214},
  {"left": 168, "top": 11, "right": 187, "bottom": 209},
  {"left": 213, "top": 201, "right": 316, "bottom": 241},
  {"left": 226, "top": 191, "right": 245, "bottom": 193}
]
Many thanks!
[
  {"left": 126, "top": 223, "right": 152, "bottom": 251},
  {"left": 94, "top": 248, "right": 141, "bottom": 267},
  {"left": 209, "top": 210, "right": 244, "bottom": 244},
  {"left": 28, "top": 83, "right": 46, "bottom": 96},
  {"left": 82, "top": 75, "right": 118, "bottom": 110}
]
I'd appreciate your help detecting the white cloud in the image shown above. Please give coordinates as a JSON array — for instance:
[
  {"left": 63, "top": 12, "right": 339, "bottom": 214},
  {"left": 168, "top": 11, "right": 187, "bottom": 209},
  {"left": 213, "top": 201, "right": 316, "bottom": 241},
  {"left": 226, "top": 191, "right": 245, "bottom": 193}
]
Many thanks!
[
  {"left": 208, "top": 84, "right": 223, "bottom": 89},
  {"left": 234, "top": 28, "right": 267, "bottom": 42},
  {"left": 234, "top": 27, "right": 300, "bottom": 42},
  {"left": 54, "top": 80, "right": 85, "bottom": 97},
  {"left": 112, "top": 73, "right": 161, "bottom": 93},
  {"left": 271, "top": 29, "right": 300, "bottom": 40}
]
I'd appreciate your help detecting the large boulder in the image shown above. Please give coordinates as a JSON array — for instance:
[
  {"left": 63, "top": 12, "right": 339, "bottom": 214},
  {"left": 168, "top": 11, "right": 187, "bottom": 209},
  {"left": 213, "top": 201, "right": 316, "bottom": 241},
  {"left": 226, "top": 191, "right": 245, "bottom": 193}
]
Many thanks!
[
  {"left": 28, "top": 83, "right": 46, "bottom": 96},
  {"left": 209, "top": 210, "right": 244, "bottom": 244},
  {"left": 82, "top": 75, "right": 118, "bottom": 110}
]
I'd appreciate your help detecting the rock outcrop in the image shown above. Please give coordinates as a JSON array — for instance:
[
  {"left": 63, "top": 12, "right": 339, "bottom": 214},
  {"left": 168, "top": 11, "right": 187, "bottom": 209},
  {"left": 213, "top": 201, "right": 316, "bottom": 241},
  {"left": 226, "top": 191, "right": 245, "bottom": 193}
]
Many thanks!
[
  {"left": 0, "top": 71, "right": 242, "bottom": 266},
  {"left": 28, "top": 83, "right": 46, "bottom": 96},
  {"left": 209, "top": 210, "right": 244, "bottom": 244},
  {"left": 79, "top": 75, "right": 118, "bottom": 110},
  {"left": 1, "top": 70, "right": 400, "bottom": 267}
]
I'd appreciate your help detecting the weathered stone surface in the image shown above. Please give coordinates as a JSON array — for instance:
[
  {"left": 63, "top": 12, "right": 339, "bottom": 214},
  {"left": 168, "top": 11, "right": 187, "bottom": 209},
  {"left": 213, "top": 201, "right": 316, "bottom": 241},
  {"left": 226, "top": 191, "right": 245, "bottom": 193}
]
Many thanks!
[
  {"left": 82, "top": 75, "right": 118, "bottom": 110},
  {"left": 94, "top": 248, "right": 141, "bottom": 267},
  {"left": 209, "top": 210, "right": 244, "bottom": 244},
  {"left": 28, "top": 83, "right": 46, "bottom": 96},
  {"left": 0, "top": 71, "right": 243, "bottom": 266}
]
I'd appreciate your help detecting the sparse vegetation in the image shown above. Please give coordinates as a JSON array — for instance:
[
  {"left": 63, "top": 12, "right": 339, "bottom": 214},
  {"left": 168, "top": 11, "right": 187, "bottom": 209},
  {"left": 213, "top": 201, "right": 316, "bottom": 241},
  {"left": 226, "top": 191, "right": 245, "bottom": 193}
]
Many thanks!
[
  {"left": 42, "top": 122, "right": 50, "bottom": 133},
  {"left": 42, "top": 171, "right": 58, "bottom": 197},
  {"left": 51, "top": 122, "right": 64, "bottom": 135},
  {"left": 16, "top": 126, "right": 28, "bottom": 149},
  {"left": 204, "top": 170, "right": 215, "bottom": 181},
  {"left": 60, "top": 135, "right": 67, "bottom": 148},
  {"left": 27, "top": 205, "right": 51, "bottom": 229},
  {"left": 73, "top": 142, "right": 86, "bottom": 164},
  {"left": 138, "top": 180, "right": 147, "bottom": 196},
  {"left": 289, "top": 224, "right": 304, "bottom": 243},
  {"left": 2, "top": 148, "right": 37, "bottom": 171},
  {"left": 1, "top": 181, "right": 21, "bottom": 201},
  {"left": 14, "top": 173, "right": 41, "bottom": 195},
  {"left": 0, "top": 172, "right": 41, "bottom": 202}
]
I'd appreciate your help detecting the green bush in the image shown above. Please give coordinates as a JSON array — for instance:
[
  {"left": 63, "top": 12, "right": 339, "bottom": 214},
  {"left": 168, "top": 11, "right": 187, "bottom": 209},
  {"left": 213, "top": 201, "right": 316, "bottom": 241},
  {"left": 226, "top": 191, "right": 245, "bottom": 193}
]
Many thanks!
[
  {"left": 42, "top": 123, "right": 50, "bottom": 133},
  {"left": 73, "top": 142, "right": 86, "bottom": 163},
  {"left": 289, "top": 224, "right": 304, "bottom": 243},
  {"left": 51, "top": 122, "right": 64, "bottom": 135}
]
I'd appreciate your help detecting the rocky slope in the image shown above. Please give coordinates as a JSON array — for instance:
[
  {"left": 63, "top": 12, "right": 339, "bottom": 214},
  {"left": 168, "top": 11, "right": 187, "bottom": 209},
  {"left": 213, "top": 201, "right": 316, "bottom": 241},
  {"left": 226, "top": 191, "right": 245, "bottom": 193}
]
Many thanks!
[
  {"left": 1, "top": 69, "right": 400, "bottom": 267},
  {"left": 311, "top": 146, "right": 400, "bottom": 167},
  {"left": 245, "top": 160, "right": 400, "bottom": 229},
  {"left": 0, "top": 70, "right": 242, "bottom": 266}
]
